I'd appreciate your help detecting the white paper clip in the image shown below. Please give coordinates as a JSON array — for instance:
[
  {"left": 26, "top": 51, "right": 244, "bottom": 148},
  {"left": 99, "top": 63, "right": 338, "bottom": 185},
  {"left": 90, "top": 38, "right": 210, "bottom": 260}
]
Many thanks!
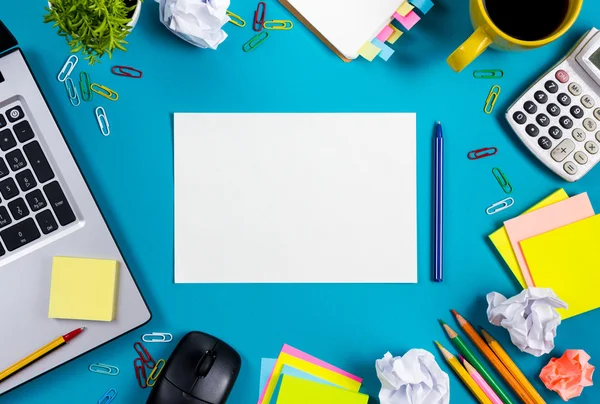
[
  {"left": 97, "top": 388, "right": 118, "bottom": 404},
  {"left": 89, "top": 363, "right": 120, "bottom": 376},
  {"left": 95, "top": 107, "right": 110, "bottom": 136},
  {"left": 486, "top": 197, "right": 514, "bottom": 215},
  {"left": 57, "top": 55, "right": 78, "bottom": 82},
  {"left": 65, "top": 78, "right": 80, "bottom": 107},
  {"left": 142, "top": 332, "right": 173, "bottom": 343}
]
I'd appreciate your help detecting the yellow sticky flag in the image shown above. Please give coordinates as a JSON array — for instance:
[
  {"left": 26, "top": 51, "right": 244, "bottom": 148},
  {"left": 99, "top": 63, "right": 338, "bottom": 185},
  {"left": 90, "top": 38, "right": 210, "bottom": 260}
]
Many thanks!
[
  {"left": 522, "top": 214, "right": 600, "bottom": 319},
  {"left": 276, "top": 375, "right": 368, "bottom": 404},
  {"left": 387, "top": 25, "right": 404, "bottom": 44},
  {"left": 396, "top": 2, "right": 415, "bottom": 16},
  {"left": 357, "top": 42, "right": 381, "bottom": 61},
  {"left": 488, "top": 189, "right": 568, "bottom": 288}
]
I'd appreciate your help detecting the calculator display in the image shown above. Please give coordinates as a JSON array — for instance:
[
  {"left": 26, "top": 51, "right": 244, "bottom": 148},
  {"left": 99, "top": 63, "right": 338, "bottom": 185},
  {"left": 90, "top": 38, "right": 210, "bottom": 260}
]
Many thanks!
[{"left": 589, "top": 47, "right": 600, "bottom": 70}]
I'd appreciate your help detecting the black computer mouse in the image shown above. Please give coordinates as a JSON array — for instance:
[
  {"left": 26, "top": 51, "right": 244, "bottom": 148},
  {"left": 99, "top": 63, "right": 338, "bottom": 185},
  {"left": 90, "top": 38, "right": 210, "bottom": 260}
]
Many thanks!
[{"left": 146, "top": 331, "right": 241, "bottom": 404}]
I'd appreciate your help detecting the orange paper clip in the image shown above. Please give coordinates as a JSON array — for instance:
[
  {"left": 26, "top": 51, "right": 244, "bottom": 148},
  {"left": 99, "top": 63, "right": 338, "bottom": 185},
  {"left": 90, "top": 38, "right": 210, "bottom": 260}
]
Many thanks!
[
  {"left": 134, "top": 341, "right": 155, "bottom": 368},
  {"left": 134, "top": 358, "right": 147, "bottom": 389},
  {"left": 467, "top": 147, "right": 498, "bottom": 160}
]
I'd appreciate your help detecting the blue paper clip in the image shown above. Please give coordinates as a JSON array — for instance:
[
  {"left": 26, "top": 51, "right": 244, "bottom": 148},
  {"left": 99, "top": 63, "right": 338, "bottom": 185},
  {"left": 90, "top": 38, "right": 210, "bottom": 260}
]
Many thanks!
[
  {"left": 97, "top": 388, "right": 117, "bottom": 404},
  {"left": 57, "top": 55, "right": 78, "bottom": 82},
  {"left": 64, "top": 78, "right": 80, "bottom": 107},
  {"left": 142, "top": 332, "right": 173, "bottom": 343},
  {"left": 95, "top": 107, "right": 110, "bottom": 137},
  {"left": 486, "top": 197, "right": 514, "bottom": 215},
  {"left": 89, "top": 363, "right": 120, "bottom": 376}
]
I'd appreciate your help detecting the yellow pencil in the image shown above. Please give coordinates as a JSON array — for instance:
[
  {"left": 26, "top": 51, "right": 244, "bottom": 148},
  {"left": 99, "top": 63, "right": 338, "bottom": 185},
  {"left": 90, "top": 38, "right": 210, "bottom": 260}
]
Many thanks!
[
  {"left": 480, "top": 328, "right": 546, "bottom": 404},
  {"left": 434, "top": 341, "right": 493, "bottom": 404}
]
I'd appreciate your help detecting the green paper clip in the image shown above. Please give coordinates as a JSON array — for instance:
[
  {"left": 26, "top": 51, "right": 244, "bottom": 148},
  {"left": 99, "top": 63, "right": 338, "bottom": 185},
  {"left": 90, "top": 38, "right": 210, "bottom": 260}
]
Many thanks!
[
  {"left": 79, "top": 72, "right": 93, "bottom": 102},
  {"left": 243, "top": 32, "right": 269, "bottom": 52},
  {"left": 484, "top": 85, "right": 501, "bottom": 114},
  {"left": 474, "top": 69, "right": 504, "bottom": 79},
  {"left": 492, "top": 167, "right": 512, "bottom": 194}
]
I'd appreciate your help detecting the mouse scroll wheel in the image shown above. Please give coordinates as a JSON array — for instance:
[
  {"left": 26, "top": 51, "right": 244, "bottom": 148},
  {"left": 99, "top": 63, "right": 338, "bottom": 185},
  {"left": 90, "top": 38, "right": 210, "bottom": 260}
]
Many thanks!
[{"left": 195, "top": 350, "right": 216, "bottom": 378}]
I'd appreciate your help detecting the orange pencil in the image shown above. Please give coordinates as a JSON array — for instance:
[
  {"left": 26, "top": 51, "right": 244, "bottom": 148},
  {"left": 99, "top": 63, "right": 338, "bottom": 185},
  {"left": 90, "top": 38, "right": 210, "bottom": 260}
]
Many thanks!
[{"left": 451, "top": 310, "right": 536, "bottom": 404}]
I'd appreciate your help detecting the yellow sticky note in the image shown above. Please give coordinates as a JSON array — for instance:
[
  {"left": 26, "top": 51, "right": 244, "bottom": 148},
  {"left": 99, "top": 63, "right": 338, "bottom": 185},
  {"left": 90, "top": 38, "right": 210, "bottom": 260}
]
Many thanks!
[
  {"left": 521, "top": 214, "right": 600, "bottom": 319},
  {"left": 488, "top": 189, "right": 568, "bottom": 288},
  {"left": 357, "top": 42, "right": 380, "bottom": 61},
  {"left": 276, "top": 375, "right": 368, "bottom": 404},
  {"left": 396, "top": 2, "right": 415, "bottom": 16},
  {"left": 387, "top": 25, "right": 404, "bottom": 44},
  {"left": 49, "top": 257, "right": 119, "bottom": 321}
]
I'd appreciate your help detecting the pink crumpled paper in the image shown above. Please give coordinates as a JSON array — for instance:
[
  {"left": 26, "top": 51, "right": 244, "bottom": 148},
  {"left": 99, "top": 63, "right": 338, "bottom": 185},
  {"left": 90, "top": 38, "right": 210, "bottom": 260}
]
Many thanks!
[{"left": 539, "top": 350, "right": 594, "bottom": 401}]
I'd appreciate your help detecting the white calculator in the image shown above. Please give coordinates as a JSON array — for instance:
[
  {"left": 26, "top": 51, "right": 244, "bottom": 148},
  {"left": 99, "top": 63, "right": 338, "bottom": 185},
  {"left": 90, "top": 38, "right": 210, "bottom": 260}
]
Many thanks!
[{"left": 507, "top": 28, "right": 600, "bottom": 182}]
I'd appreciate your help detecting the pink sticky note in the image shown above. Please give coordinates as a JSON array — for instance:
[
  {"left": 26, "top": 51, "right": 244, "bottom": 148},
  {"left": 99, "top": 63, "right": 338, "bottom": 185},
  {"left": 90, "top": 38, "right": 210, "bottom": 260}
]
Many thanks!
[
  {"left": 377, "top": 25, "right": 393, "bottom": 42},
  {"left": 504, "top": 193, "right": 594, "bottom": 287},
  {"left": 393, "top": 10, "right": 421, "bottom": 30},
  {"left": 281, "top": 345, "right": 362, "bottom": 382}
]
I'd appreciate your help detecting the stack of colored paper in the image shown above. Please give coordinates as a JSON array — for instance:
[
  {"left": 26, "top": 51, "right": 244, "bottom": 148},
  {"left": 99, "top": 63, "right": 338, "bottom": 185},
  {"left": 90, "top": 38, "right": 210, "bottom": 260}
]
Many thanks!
[
  {"left": 489, "top": 189, "right": 600, "bottom": 319},
  {"left": 257, "top": 344, "right": 368, "bottom": 403}
]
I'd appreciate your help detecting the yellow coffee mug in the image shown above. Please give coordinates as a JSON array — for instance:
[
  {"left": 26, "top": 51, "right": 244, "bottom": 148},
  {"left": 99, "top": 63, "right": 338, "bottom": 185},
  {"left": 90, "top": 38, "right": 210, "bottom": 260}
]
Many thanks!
[{"left": 447, "top": 0, "right": 583, "bottom": 72}]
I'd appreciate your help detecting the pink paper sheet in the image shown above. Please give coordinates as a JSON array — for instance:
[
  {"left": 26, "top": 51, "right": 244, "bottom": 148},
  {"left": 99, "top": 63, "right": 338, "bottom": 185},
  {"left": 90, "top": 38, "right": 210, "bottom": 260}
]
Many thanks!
[
  {"left": 377, "top": 25, "right": 393, "bottom": 42},
  {"left": 504, "top": 193, "right": 594, "bottom": 287},
  {"left": 393, "top": 10, "right": 421, "bottom": 30}
]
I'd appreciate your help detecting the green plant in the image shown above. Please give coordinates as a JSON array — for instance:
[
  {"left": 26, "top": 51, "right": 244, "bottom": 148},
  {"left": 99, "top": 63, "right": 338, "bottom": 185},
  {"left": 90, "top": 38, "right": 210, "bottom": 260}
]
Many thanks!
[{"left": 44, "top": 0, "right": 137, "bottom": 65}]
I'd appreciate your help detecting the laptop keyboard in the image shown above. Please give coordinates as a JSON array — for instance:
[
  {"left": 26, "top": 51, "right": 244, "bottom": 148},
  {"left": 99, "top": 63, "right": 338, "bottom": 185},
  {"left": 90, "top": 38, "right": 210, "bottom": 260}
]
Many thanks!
[{"left": 0, "top": 102, "right": 76, "bottom": 255}]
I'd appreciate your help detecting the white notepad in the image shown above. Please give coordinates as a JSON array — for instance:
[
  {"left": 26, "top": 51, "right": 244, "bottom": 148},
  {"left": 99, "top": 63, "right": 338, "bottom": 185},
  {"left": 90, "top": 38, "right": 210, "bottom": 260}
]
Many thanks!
[{"left": 174, "top": 113, "right": 417, "bottom": 283}]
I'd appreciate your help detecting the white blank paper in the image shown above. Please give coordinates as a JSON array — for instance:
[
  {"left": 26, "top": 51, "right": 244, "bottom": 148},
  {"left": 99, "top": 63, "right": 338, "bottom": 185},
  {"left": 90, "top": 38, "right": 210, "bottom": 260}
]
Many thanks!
[{"left": 174, "top": 113, "right": 417, "bottom": 283}]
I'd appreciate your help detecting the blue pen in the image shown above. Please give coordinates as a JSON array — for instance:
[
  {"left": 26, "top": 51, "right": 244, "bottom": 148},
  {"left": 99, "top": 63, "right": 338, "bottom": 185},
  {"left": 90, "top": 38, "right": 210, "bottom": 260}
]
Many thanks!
[{"left": 434, "top": 122, "right": 443, "bottom": 282}]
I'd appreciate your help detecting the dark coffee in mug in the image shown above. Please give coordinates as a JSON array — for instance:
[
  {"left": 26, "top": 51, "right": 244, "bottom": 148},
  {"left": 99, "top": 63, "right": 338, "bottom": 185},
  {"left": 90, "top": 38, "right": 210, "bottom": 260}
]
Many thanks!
[{"left": 485, "top": 0, "right": 570, "bottom": 41}]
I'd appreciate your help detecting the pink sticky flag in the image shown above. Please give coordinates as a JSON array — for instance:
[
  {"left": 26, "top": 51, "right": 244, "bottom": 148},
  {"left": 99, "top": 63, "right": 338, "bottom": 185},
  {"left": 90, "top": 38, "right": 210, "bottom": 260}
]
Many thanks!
[
  {"left": 393, "top": 10, "right": 421, "bottom": 30},
  {"left": 377, "top": 25, "right": 393, "bottom": 42}
]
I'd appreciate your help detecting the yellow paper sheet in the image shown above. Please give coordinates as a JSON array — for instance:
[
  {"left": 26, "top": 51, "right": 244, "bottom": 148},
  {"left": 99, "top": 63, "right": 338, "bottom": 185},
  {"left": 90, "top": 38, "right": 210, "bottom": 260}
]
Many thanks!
[
  {"left": 276, "top": 375, "right": 368, "bottom": 404},
  {"left": 49, "top": 256, "right": 119, "bottom": 321},
  {"left": 488, "top": 189, "right": 568, "bottom": 288},
  {"left": 387, "top": 25, "right": 404, "bottom": 44},
  {"left": 357, "top": 42, "right": 380, "bottom": 61},
  {"left": 521, "top": 214, "right": 600, "bottom": 319},
  {"left": 396, "top": 2, "right": 415, "bottom": 16}
]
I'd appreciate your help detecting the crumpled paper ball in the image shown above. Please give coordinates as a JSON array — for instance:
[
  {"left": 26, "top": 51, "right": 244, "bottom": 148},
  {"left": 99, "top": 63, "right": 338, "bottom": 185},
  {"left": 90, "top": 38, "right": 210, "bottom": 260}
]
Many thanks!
[
  {"left": 540, "top": 349, "right": 594, "bottom": 401},
  {"left": 487, "top": 288, "right": 567, "bottom": 356},
  {"left": 376, "top": 349, "right": 450, "bottom": 404}
]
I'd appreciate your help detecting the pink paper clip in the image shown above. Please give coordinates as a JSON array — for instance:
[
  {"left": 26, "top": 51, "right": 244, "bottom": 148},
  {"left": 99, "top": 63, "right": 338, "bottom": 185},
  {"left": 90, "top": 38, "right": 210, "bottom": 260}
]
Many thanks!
[
  {"left": 111, "top": 65, "right": 143, "bottom": 78},
  {"left": 134, "top": 341, "right": 156, "bottom": 368},
  {"left": 253, "top": 2, "right": 266, "bottom": 31},
  {"left": 134, "top": 358, "right": 148, "bottom": 389},
  {"left": 467, "top": 147, "right": 498, "bottom": 160}
]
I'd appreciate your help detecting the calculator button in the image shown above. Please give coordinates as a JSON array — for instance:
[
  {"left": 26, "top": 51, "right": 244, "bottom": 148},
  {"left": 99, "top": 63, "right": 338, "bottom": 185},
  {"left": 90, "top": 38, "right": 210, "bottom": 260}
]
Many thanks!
[
  {"left": 570, "top": 106, "right": 584, "bottom": 119},
  {"left": 524, "top": 101, "right": 538, "bottom": 114},
  {"left": 545, "top": 80, "right": 559, "bottom": 94},
  {"left": 594, "top": 108, "right": 600, "bottom": 121},
  {"left": 6, "top": 106, "right": 24, "bottom": 123},
  {"left": 559, "top": 116, "right": 573, "bottom": 129},
  {"left": 597, "top": 131, "right": 600, "bottom": 142},
  {"left": 549, "top": 126, "right": 563, "bottom": 140},
  {"left": 574, "top": 151, "right": 588, "bottom": 165},
  {"left": 538, "top": 136, "right": 552, "bottom": 150},
  {"left": 572, "top": 128, "right": 586, "bottom": 142},
  {"left": 551, "top": 139, "right": 575, "bottom": 162},
  {"left": 525, "top": 124, "right": 539, "bottom": 137},
  {"left": 556, "top": 70, "right": 569, "bottom": 83},
  {"left": 568, "top": 82, "right": 582, "bottom": 96},
  {"left": 547, "top": 103, "right": 561, "bottom": 117},
  {"left": 536, "top": 114, "right": 550, "bottom": 127},
  {"left": 534, "top": 91, "right": 548, "bottom": 104},
  {"left": 581, "top": 95, "right": 595, "bottom": 109},
  {"left": 585, "top": 141, "right": 598, "bottom": 155},
  {"left": 583, "top": 118, "right": 597, "bottom": 132},
  {"left": 513, "top": 111, "right": 526, "bottom": 124},
  {"left": 564, "top": 161, "right": 578, "bottom": 175},
  {"left": 557, "top": 93, "right": 571, "bottom": 106}
]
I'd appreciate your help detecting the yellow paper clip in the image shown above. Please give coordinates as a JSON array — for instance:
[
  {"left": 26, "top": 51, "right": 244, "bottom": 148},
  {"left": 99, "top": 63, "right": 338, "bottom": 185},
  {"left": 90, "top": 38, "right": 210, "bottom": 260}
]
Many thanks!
[
  {"left": 90, "top": 83, "right": 119, "bottom": 101},
  {"left": 263, "top": 20, "right": 293, "bottom": 30},
  {"left": 226, "top": 10, "right": 246, "bottom": 27},
  {"left": 243, "top": 32, "right": 269, "bottom": 52},
  {"left": 473, "top": 69, "right": 504, "bottom": 79},
  {"left": 492, "top": 167, "right": 512, "bottom": 194},
  {"left": 146, "top": 359, "right": 166, "bottom": 387},
  {"left": 486, "top": 197, "right": 514, "bottom": 215},
  {"left": 484, "top": 85, "right": 501, "bottom": 114}
]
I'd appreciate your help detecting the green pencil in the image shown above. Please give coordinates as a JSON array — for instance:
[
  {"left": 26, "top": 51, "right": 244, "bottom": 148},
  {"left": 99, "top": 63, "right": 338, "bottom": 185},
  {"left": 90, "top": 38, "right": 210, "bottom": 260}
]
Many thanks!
[{"left": 440, "top": 320, "right": 515, "bottom": 404}]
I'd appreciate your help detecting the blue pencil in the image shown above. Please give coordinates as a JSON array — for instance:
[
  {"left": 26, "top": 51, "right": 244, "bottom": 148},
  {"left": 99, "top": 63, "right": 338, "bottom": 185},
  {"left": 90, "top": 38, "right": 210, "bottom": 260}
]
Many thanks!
[{"left": 434, "top": 122, "right": 444, "bottom": 282}]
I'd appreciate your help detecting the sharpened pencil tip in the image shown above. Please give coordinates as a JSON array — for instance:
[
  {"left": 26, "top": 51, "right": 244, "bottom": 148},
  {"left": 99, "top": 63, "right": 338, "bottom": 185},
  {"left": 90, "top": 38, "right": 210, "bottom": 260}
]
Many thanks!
[
  {"left": 450, "top": 309, "right": 458, "bottom": 316},
  {"left": 438, "top": 319, "right": 446, "bottom": 326}
]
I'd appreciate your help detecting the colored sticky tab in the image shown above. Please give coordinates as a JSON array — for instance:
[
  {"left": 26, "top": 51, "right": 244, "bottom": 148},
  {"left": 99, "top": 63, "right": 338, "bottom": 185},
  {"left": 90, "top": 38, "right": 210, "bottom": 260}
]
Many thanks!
[
  {"left": 357, "top": 41, "right": 381, "bottom": 61},
  {"left": 396, "top": 2, "right": 414, "bottom": 16},
  {"left": 377, "top": 25, "right": 393, "bottom": 42},
  {"left": 393, "top": 10, "right": 421, "bottom": 30},
  {"left": 410, "top": 0, "right": 434, "bottom": 14},
  {"left": 371, "top": 38, "right": 394, "bottom": 61},
  {"left": 49, "top": 257, "right": 120, "bottom": 321},
  {"left": 387, "top": 25, "right": 404, "bottom": 44},
  {"left": 259, "top": 361, "right": 341, "bottom": 394},
  {"left": 276, "top": 375, "right": 369, "bottom": 404},
  {"left": 488, "top": 189, "right": 568, "bottom": 288},
  {"left": 521, "top": 214, "right": 600, "bottom": 319}
]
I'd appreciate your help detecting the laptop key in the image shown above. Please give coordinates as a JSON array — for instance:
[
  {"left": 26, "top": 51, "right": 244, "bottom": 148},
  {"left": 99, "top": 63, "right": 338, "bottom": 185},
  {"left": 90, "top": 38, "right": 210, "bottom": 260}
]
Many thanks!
[
  {"left": 0, "top": 242, "right": 5, "bottom": 257},
  {"left": 0, "top": 177, "right": 19, "bottom": 200},
  {"left": 43, "top": 181, "right": 75, "bottom": 225},
  {"left": 25, "top": 189, "right": 46, "bottom": 211},
  {"left": 0, "top": 114, "right": 6, "bottom": 129},
  {"left": 6, "top": 149, "right": 27, "bottom": 171},
  {"left": 0, "top": 206, "right": 12, "bottom": 228},
  {"left": 23, "top": 141, "right": 54, "bottom": 183},
  {"left": 6, "top": 106, "right": 24, "bottom": 123},
  {"left": 8, "top": 198, "right": 29, "bottom": 221},
  {"left": 16, "top": 169, "right": 37, "bottom": 192},
  {"left": 0, "top": 129, "right": 16, "bottom": 151},
  {"left": 0, "top": 158, "right": 9, "bottom": 179},
  {"left": 13, "top": 121, "right": 34, "bottom": 143},
  {"left": 0, "top": 218, "right": 40, "bottom": 251},
  {"left": 35, "top": 210, "right": 58, "bottom": 235}
]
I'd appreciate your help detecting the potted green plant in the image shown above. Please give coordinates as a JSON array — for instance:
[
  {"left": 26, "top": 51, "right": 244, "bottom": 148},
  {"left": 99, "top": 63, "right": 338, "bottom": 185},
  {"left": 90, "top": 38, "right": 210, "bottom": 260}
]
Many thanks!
[{"left": 44, "top": 0, "right": 143, "bottom": 65}]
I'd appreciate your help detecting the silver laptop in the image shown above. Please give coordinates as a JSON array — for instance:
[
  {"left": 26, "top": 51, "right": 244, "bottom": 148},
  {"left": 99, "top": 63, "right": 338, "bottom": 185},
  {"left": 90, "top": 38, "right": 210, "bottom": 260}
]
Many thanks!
[{"left": 0, "top": 22, "right": 151, "bottom": 396}]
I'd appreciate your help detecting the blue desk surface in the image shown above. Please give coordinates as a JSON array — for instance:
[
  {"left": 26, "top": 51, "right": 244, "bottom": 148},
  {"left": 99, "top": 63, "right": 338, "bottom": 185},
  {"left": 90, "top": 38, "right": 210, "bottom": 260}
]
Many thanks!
[{"left": 2, "top": 1, "right": 599, "bottom": 403}]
